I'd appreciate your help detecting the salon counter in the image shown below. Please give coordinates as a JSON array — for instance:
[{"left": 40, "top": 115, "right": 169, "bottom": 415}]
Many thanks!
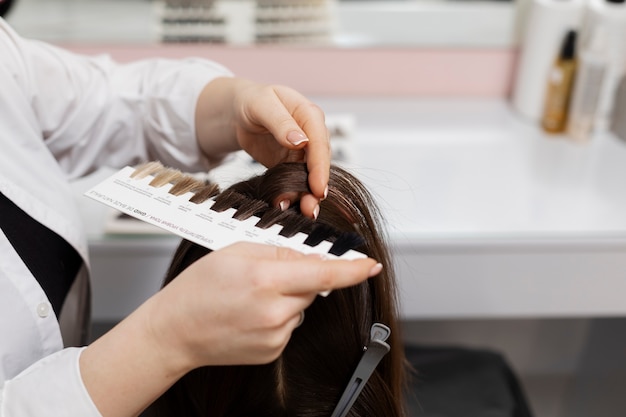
[{"left": 77, "top": 97, "right": 626, "bottom": 322}]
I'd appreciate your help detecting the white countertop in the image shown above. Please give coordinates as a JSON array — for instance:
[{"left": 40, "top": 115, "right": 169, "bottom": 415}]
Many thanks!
[
  {"left": 311, "top": 97, "right": 626, "bottom": 247},
  {"left": 78, "top": 98, "right": 626, "bottom": 320}
]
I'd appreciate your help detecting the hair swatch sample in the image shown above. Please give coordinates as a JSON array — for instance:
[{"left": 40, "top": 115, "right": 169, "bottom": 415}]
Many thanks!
[{"left": 126, "top": 162, "right": 367, "bottom": 257}]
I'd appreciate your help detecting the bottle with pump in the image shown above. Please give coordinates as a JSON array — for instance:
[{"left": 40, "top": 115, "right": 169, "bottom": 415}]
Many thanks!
[
  {"left": 580, "top": 0, "right": 626, "bottom": 130},
  {"left": 567, "top": 27, "right": 608, "bottom": 141},
  {"left": 542, "top": 30, "right": 578, "bottom": 134}
]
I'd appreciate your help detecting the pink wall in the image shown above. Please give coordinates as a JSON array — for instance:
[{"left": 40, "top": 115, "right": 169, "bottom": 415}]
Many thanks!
[{"left": 63, "top": 44, "right": 517, "bottom": 97}]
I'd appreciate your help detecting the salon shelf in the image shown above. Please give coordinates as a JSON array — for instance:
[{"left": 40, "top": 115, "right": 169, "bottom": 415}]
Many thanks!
[{"left": 79, "top": 98, "right": 626, "bottom": 321}]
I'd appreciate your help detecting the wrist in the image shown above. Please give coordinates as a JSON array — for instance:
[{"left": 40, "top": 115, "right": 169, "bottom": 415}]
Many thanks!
[
  {"left": 79, "top": 292, "right": 194, "bottom": 417},
  {"left": 141, "top": 290, "right": 198, "bottom": 376},
  {"left": 195, "top": 76, "right": 245, "bottom": 158}
]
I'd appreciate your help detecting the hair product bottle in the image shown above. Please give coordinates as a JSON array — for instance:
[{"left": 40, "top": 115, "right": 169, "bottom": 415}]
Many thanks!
[
  {"left": 542, "top": 30, "right": 578, "bottom": 133},
  {"left": 566, "top": 27, "right": 608, "bottom": 141},
  {"left": 610, "top": 75, "right": 626, "bottom": 141},
  {"left": 580, "top": 0, "right": 626, "bottom": 129},
  {"left": 511, "top": 0, "right": 584, "bottom": 123}
]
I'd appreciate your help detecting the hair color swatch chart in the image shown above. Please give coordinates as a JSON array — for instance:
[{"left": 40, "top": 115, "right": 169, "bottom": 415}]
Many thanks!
[{"left": 85, "top": 166, "right": 365, "bottom": 260}]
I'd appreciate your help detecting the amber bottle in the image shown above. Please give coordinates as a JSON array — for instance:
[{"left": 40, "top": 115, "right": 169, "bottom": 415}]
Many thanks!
[{"left": 542, "top": 30, "right": 578, "bottom": 134}]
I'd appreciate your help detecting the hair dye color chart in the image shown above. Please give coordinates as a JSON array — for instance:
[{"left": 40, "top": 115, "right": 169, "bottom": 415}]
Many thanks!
[{"left": 85, "top": 165, "right": 365, "bottom": 260}]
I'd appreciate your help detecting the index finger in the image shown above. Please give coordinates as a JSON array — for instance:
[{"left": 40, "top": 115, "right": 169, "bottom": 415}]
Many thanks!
[
  {"left": 273, "top": 87, "right": 330, "bottom": 199},
  {"left": 299, "top": 110, "right": 330, "bottom": 200},
  {"left": 273, "top": 257, "right": 381, "bottom": 296}
]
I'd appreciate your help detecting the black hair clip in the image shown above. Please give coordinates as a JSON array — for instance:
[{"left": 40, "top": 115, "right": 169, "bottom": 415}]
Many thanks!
[{"left": 330, "top": 323, "right": 391, "bottom": 417}]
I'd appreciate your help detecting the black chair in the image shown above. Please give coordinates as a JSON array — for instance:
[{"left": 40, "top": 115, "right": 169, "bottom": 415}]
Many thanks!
[{"left": 404, "top": 345, "right": 534, "bottom": 417}]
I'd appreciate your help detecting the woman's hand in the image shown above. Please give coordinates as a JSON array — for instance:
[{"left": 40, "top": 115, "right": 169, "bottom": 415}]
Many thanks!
[
  {"left": 195, "top": 77, "right": 330, "bottom": 219},
  {"left": 148, "top": 242, "right": 381, "bottom": 368},
  {"left": 81, "top": 242, "right": 381, "bottom": 417}
]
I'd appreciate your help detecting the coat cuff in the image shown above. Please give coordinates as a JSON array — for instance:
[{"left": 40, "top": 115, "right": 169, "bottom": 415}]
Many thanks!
[{"left": 1, "top": 347, "right": 102, "bottom": 417}]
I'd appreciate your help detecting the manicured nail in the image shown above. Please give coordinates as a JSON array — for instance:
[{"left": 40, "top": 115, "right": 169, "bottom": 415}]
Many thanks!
[
  {"left": 322, "top": 186, "right": 329, "bottom": 200},
  {"left": 279, "top": 199, "right": 290, "bottom": 211},
  {"left": 369, "top": 263, "right": 383, "bottom": 277},
  {"left": 312, "top": 204, "right": 320, "bottom": 220},
  {"left": 287, "top": 131, "right": 309, "bottom": 146}
]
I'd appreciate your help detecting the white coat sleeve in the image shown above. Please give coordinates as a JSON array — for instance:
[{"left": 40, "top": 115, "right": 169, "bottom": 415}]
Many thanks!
[
  {"left": 0, "top": 17, "right": 234, "bottom": 179},
  {"left": 0, "top": 348, "right": 102, "bottom": 417}
]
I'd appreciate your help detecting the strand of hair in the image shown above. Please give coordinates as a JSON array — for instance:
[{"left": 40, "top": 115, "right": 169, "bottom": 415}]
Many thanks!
[
  {"left": 255, "top": 207, "right": 291, "bottom": 229},
  {"left": 169, "top": 175, "right": 206, "bottom": 196},
  {"left": 150, "top": 168, "right": 183, "bottom": 188},
  {"left": 233, "top": 199, "right": 269, "bottom": 221},
  {"left": 329, "top": 232, "right": 366, "bottom": 256},
  {"left": 188, "top": 183, "right": 220, "bottom": 204},
  {"left": 210, "top": 189, "right": 247, "bottom": 213},
  {"left": 131, "top": 161, "right": 164, "bottom": 179},
  {"left": 303, "top": 223, "right": 338, "bottom": 246}
]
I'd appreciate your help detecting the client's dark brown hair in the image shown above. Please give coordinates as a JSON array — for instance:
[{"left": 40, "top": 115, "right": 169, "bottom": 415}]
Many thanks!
[{"left": 144, "top": 162, "right": 406, "bottom": 417}]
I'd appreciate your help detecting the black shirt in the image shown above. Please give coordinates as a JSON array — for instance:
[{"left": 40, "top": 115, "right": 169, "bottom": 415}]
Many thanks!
[{"left": 0, "top": 192, "right": 82, "bottom": 316}]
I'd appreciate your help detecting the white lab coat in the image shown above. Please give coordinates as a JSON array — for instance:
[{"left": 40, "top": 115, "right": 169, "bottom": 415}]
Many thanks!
[{"left": 0, "top": 17, "right": 232, "bottom": 416}]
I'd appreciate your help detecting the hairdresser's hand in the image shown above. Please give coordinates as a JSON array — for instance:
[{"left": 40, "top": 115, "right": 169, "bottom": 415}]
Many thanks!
[
  {"left": 195, "top": 77, "right": 330, "bottom": 219},
  {"left": 148, "top": 242, "right": 381, "bottom": 368}
]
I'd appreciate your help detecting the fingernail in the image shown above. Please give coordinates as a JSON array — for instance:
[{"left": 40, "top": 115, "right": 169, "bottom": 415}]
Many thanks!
[
  {"left": 312, "top": 205, "right": 320, "bottom": 220},
  {"left": 322, "top": 186, "right": 329, "bottom": 200},
  {"left": 279, "top": 199, "right": 290, "bottom": 211},
  {"left": 287, "top": 131, "right": 309, "bottom": 146},
  {"left": 368, "top": 263, "right": 383, "bottom": 277}
]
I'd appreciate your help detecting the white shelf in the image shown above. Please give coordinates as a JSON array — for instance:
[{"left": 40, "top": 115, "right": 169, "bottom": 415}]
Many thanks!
[{"left": 5, "top": 0, "right": 516, "bottom": 47}]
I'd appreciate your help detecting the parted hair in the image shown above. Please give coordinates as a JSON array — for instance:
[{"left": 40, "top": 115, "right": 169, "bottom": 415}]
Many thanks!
[{"left": 144, "top": 162, "right": 407, "bottom": 417}]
